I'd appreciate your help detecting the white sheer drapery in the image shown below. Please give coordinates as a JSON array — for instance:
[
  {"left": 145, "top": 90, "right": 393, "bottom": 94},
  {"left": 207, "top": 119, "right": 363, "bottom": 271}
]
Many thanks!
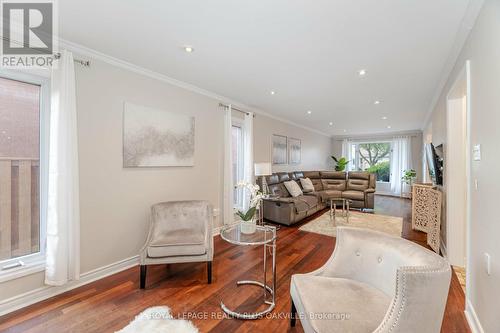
[
  {"left": 45, "top": 50, "right": 80, "bottom": 286},
  {"left": 390, "top": 136, "right": 413, "bottom": 196},
  {"left": 222, "top": 105, "right": 234, "bottom": 225},
  {"left": 341, "top": 139, "right": 353, "bottom": 171},
  {"left": 241, "top": 112, "right": 254, "bottom": 210}
]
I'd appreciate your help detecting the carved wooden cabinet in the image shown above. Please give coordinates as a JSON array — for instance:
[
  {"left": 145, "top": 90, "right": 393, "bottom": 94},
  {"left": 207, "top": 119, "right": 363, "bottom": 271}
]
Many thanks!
[{"left": 411, "top": 183, "right": 442, "bottom": 253}]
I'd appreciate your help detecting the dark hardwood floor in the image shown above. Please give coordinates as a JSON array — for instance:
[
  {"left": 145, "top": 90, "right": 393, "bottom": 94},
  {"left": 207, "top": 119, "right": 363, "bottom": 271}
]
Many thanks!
[{"left": 0, "top": 196, "right": 470, "bottom": 333}]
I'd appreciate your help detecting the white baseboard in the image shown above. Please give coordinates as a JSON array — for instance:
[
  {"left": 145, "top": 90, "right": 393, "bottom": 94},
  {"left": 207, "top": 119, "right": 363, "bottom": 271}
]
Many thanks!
[
  {"left": 375, "top": 191, "right": 394, "bottom": 196},
  {"left": 465, "top": 299, "right": 484, "bottom": 333},
  {"left": 0, "top": 255, "right": 139, "bottom": 317},
  {"left": 375, "top": 192, "right": 410, "bottom": 198}
]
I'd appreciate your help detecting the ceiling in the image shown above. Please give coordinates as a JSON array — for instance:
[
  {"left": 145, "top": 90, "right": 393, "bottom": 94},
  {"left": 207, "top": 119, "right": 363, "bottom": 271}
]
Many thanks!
[{"left": 59, "top": 0, "right": 472, "bottom": 136}]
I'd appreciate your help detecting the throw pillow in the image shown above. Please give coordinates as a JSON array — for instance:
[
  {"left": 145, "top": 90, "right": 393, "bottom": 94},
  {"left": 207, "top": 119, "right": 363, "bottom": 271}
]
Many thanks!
[
  {"left": 300, "top": 178, "right": 315, "bottom": 193},
  {"left": 284, "top": 180, "right": 303, "bottom": 197}
]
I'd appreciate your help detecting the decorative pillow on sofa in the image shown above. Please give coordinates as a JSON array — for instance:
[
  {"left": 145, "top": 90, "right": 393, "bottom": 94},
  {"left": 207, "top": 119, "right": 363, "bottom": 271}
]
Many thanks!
[
  {"left": 299, "top": 178, "right": 315, "bottom": 193},
  {"left": 284, "top": 180, "right": 303, "bottom": 197}
]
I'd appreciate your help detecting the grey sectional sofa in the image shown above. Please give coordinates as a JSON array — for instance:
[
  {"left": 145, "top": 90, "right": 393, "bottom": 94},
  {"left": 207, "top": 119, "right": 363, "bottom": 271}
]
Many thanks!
[{"left": 262, "top": 171, "right": 376, "bottom": 225}]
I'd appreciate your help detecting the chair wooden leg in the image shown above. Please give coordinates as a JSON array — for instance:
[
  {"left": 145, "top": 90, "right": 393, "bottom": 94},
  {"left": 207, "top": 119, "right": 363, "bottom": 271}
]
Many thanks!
[
  {"left": 290, "top": 300, "right": 297, "bottom": 327},
  {"left": 140, "top": 265, "right": 147, "bottom": 289},
  {"left": 207, "top": 261, "right": 212, "bottom": 284}
]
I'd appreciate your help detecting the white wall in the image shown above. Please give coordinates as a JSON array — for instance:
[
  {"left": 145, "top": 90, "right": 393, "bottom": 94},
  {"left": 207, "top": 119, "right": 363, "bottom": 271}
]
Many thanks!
[
  {"left": 446, "top": 94, "right": 467, "bottom": 267},
  {"left": 0, "top": 55, "right": 333, "bottom": 304},
  {"left": 423, "top": 1, "right": 499, "bottom": 331},
  {"left": 253, "top": 115, "right": 332, "bottom": 172}
]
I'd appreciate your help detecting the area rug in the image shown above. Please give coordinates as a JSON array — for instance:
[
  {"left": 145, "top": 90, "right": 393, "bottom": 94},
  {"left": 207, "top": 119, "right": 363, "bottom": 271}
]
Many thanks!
[
  {"left": 116, "top": 306, "right": 199, "bottom": 333},
  {"left": 299, "top": 211, "right": 403, "bottom": 238}
]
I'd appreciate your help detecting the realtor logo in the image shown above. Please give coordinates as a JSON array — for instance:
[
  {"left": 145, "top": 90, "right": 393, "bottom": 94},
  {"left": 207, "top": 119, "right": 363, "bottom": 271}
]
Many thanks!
[{"left": 1, "top": 0, "right": 58, "bottom": 68}]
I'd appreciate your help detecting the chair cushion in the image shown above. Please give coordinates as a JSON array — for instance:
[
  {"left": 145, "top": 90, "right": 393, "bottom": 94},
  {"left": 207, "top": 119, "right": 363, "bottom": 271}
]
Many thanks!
[
  {"left": 348, "top": 171, "right": 371, "bottom": 180},
  {"left": 268, "top": 183, "right": 291, "bottom": 197},
  {"left": 347, "top": 179, "right": 369, "bottom": 191},
  {"left": 320, "top": 171, "right": 346, "bottom": 180},
  {"left": 150, "top": 228, "right": 204, "bottom": 246},
  {"left": 291, "top": 275, "right": 390, "bottom": 333},
  {"left": 290, "top": 195, "right": 318, "bottom": 213},
  {"left": 311, "top": 179, "right": 324, "bottom": 191},
  {"left": 297, "top": 195, "right": 318, "bottom": 208},
  {"left": 318, "top": 190, "right": 342, "bottom": 201},
  {"left": 321, "top": 179, "right": 347, "bottom": 191},
  {"left": 284, "top": 180, "right": 303, "bottom": 197},
  {"left": 342, "top": 190, "right": 365, "bottom": 201},
  {"left": 147, "top": 244, "right": 207, "bottom": 258},
  {"left": 148, "top": 229, "right": 206, "bottom": 258}
]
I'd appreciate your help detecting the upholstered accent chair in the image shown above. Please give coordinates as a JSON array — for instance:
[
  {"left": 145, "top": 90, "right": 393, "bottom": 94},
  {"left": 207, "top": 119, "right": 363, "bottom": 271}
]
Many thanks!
[
  {"left": 290, "top": 227, "right": 451, "bottom": 333},
  {"left": 139, "top": 201, "right": 214, "bottom": 289}
]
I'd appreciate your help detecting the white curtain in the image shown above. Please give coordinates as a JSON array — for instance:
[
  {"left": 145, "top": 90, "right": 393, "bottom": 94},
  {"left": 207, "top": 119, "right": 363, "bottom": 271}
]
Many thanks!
[
  {"left": 390, "top": 136, "right": 413, "bottom": 196},
  {"left": 222, "top": 105, "right": 234, "bottom": 225},
  {"left": 241, "top": 112, "right": 254, "bottom": 210},
  {"left": 45, "top": 50, "right": 80, "bottom": 286},
  {"left": 341, "top": 139, "right": 353, "bottom": 171}
]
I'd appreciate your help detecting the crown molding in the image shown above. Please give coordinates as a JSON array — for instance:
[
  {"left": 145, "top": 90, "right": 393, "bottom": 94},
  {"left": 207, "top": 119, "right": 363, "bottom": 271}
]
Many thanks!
[
  {"left": 332, "top": 129, "right": 422, "bottom": 140},
  {"left": 421, "top": 0, "right": 485, "bottom": 130},
  {"left": 58, "top": 38, "right": 331, "bottom": 138}
]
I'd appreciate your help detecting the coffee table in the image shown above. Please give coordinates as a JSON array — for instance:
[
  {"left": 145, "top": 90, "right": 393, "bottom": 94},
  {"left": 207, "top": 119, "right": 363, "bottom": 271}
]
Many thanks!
[
  {"left": 329, "top": 198, "right": 351, "bottom": 223},
  {"left": 219, "top": 222, "right": 277, "bottom": 319}
]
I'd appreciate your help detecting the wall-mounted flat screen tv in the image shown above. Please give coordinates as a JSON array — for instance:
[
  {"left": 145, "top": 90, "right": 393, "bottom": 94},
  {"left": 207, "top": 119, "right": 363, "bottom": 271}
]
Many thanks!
[{"left": 425, "top": 143, "right": 443, "bottom": 185}]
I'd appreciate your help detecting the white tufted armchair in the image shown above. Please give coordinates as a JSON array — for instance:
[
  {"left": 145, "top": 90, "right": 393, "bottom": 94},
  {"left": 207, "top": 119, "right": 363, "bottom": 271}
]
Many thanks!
[
  {"left": 290, "top": 226, "right": 451, "bottom": 333},
  {"left": 139, "top": 201, "right": 214, "bottom": 289}
]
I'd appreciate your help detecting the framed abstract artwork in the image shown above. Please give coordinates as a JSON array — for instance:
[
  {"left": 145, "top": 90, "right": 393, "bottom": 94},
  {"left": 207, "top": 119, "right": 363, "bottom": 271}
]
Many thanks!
[
  {"left": 288, "top": 138, "right": 301, "bottom": 164},
  {"left": 123, "top": 103, "right": 195, "bottom": 167},
  {"left": 272, "top": 134, "right": 287, "bottom": 165}
]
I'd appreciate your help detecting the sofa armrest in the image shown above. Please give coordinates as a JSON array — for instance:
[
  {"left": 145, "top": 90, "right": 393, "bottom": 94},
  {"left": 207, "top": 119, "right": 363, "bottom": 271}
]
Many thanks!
[
  {"left": 263, "top": 198, "right": 296, "bottom": 225},
  {"left": 364, "top": 189, "right": 375, "bottom": 209}
]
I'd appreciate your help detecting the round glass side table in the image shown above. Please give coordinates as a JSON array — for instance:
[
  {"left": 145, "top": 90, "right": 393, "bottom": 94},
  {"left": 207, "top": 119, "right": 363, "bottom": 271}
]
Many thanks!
[
  {"left": 329, "top": 198, "right": 352, "bottom": 223},
  {"left": 219, "top": 222, "right": 277, "bottom": 319}
]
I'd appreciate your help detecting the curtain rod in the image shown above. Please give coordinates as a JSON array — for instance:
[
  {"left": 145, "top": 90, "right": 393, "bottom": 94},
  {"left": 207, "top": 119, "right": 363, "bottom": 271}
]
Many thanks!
[
  {"left": 218, "top": 103, "right": 251, "bottom": 116},
  {"left": 338, "top": 134, "right": 420, "bottom": 142},
  {"left": 1, "top": 37, "right": 91, "bottom": 67},
  {"left": 54, "top": 53, "right": 91, "bottom": 67}
]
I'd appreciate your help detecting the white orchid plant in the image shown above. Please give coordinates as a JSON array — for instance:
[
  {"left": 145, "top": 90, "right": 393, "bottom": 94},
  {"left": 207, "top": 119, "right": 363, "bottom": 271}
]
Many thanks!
[{"left": 235, "top": 181, "right": 264, "bottom": 222}]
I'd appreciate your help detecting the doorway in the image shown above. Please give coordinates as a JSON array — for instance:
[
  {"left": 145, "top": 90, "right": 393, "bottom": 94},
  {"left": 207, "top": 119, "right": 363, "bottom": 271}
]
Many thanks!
[{"left": 445, "top": 60, "right": 471, "bottom": 297}]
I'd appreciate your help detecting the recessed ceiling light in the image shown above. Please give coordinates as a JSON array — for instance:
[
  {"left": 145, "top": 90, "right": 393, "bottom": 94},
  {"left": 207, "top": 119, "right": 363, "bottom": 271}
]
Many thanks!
[
  {"left": 329, "top": 122, "right": 333, "bottom": 126},
  {"left": 307, "top": 110, "right": 312, "bottom": 114},
  {"left": 183, "top": 46, "right": 194, "bottom": 53},
  {"left": 270, "top": 91, "right": 276, "bottom": 95},
  {"left": 358, "top": 69, "right": 367, "bottom": 77},
  {"left": 343, "top": 129, "right": 347, "bottom": 133},
  {"left": 387, "top": 125, "right": 392, "bottom": 129},
  {"left": 381, "top": 116, "right": 388, "bottom": 120},
  {"left": 374, "top": 100, "right": 381, "bottom": 105}
]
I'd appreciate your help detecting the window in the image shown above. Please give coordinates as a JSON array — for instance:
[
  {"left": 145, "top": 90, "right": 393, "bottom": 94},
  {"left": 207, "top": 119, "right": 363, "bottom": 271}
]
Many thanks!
[
  {"left": 0, "top": 71, "right": 49, "bottom": 279},
  {"left": 232, "top": 123, "right": 244, "bottom": 210},
  {"left": 350, "top": 142, "right": 392, "bottom": 182}
]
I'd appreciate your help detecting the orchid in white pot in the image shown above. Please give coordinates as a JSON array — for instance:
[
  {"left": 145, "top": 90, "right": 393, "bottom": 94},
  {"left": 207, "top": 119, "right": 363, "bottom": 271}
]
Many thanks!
[{"left": 235, "top": 181, "right": 264, "bottom": 234}]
